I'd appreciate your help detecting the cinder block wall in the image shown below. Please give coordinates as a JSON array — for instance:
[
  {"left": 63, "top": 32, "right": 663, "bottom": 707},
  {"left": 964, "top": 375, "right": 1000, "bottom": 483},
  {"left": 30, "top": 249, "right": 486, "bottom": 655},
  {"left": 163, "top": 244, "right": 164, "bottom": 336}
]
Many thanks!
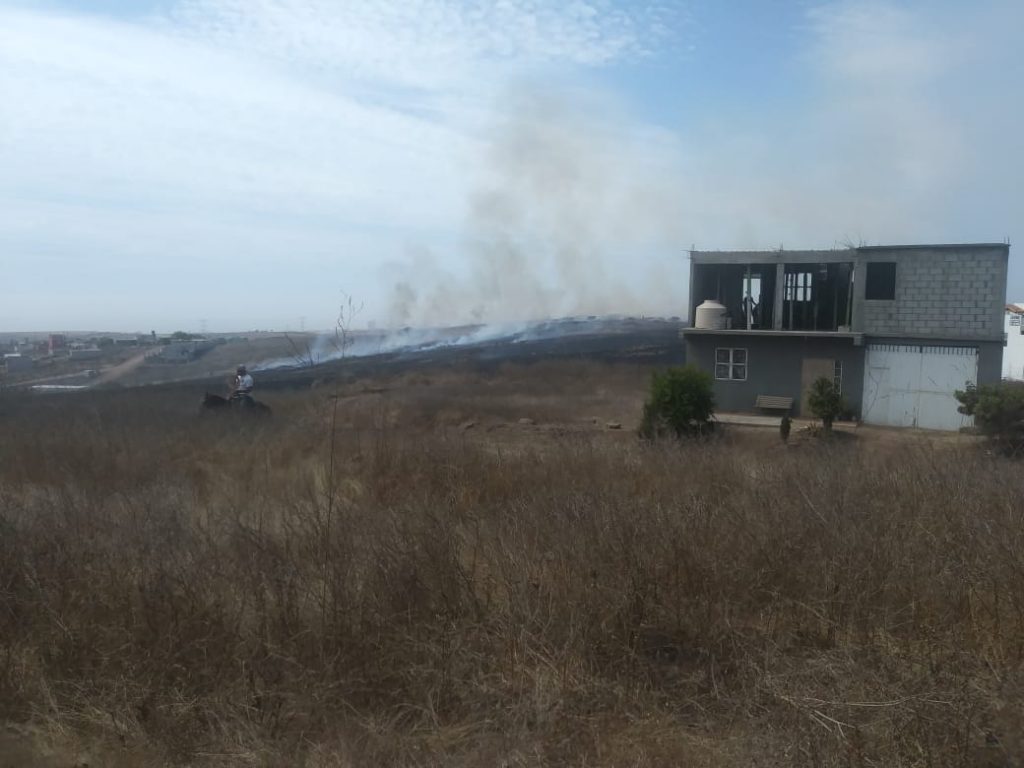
[{"left": 856, "top": 246, "right": 1007, "bottom": 340}]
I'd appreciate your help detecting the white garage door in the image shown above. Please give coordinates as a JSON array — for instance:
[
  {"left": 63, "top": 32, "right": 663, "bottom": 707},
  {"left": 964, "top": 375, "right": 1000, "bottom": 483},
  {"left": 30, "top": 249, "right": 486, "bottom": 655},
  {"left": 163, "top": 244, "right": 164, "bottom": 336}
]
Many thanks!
[{"left": 862, "top": 344, "right": 977, "bottom": 430}]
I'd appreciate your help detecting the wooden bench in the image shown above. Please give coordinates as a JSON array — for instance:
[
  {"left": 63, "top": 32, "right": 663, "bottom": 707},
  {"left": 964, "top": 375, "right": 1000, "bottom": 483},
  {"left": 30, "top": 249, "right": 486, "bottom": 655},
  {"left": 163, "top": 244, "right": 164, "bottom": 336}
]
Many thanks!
[{"left": 755, "top": 395, "right": 794, "bottom": 413}]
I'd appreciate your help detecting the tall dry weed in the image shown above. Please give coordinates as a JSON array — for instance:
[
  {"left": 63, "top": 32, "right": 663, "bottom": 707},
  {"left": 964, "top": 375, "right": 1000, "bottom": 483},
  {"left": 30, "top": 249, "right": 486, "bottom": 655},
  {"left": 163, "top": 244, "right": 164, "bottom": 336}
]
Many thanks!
[{"left": 0, "top": 387, "right": 1021, "bottom": 766}]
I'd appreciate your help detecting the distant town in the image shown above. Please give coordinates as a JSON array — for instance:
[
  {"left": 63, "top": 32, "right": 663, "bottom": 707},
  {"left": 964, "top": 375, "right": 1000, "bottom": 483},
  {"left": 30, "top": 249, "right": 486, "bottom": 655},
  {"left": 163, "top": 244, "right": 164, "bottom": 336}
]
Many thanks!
[{"left": 0, "top": 330, "right": 304, "bottom": 390}]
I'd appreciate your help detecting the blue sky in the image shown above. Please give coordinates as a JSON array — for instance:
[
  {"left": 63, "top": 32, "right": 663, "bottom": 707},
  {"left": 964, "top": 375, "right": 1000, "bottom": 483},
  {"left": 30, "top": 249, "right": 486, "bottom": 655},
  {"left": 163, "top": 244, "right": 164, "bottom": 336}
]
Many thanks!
[{"left": 1, "top": 0, "right": 1021, "bottom": 332}]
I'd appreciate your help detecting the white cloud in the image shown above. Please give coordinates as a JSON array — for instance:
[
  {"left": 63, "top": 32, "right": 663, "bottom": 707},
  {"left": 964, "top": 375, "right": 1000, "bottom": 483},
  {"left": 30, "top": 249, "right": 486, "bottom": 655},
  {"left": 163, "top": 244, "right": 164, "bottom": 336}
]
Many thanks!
[{"left": 170, "top": 0, "right": 674, "bottom": 88}]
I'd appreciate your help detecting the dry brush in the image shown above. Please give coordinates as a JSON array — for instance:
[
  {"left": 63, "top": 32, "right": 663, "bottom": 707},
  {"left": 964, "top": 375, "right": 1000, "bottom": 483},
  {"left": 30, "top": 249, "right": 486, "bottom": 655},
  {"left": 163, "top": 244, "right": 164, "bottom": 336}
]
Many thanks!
[{"left": 0, "top": 386, "right": 1021, "bottom": 766}]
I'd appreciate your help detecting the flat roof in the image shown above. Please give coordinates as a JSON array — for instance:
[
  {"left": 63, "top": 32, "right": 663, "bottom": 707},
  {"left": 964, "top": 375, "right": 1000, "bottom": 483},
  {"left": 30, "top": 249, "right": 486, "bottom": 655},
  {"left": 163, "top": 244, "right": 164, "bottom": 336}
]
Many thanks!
[
  {"left": 689, "top": 248, "right": 839, "bottom": 256},
  {"left": 690, "top": 242, "right": 1007, "bottom": 255},
  {"left": 689, "top": 242, "right": 1008, "bottom": 264},
  {"left": 856, "top": 242, "right": 1008, "bottom": 251},
  {"left": 689, "top": 249, "right": 846, "bottom": 264}
]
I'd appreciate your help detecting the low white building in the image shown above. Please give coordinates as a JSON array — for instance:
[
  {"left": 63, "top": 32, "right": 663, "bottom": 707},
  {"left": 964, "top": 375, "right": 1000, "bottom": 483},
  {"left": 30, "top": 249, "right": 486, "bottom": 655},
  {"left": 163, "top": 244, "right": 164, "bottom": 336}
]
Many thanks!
[
  {"left": 68, "top": 347, "right": 103, "bottom": 360},
  {"left": 3, "top": 353, "right": 33, "bottom": 373},
  {"left": 148, "top": 339, "right": 217, "bottom": 364},
  {"left": 1004, "top": 304, "right": 1024, "bottom": 380}
]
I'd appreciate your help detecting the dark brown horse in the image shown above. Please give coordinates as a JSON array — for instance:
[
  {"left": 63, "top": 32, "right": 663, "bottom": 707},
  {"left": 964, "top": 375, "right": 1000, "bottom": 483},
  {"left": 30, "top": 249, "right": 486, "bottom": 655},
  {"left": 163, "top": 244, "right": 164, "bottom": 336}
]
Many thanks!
[{"left": 200, "top": 392, "right": 272, "bottom": 417}]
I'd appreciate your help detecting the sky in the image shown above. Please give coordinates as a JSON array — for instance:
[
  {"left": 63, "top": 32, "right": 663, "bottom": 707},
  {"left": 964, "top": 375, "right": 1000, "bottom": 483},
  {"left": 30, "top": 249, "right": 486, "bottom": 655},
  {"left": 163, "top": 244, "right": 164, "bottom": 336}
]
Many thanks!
[{"left": 1, "top": 0, "right": 1022, "bottom": 332}]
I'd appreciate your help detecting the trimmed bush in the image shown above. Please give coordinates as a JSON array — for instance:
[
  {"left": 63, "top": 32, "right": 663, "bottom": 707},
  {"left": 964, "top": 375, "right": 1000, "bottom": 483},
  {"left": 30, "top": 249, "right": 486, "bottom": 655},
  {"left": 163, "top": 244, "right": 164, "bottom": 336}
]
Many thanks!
[{"left": 639, "top": 365, "right": 715, "bottom": 439}]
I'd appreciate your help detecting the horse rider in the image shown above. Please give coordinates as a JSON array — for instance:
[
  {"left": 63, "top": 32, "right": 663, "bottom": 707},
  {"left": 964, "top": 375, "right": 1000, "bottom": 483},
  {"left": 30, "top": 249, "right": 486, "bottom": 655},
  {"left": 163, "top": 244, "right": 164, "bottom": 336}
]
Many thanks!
[{"left": 231, "top": 364, "right": 255, "bottom": 405}]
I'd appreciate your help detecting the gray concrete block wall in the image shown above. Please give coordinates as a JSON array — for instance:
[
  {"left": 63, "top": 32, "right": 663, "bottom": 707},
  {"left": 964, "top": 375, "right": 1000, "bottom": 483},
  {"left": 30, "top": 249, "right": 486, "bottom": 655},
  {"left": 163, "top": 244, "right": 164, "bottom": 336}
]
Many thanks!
[{"left": 857, "top": 246, "right": 1007, "bottom": 340}]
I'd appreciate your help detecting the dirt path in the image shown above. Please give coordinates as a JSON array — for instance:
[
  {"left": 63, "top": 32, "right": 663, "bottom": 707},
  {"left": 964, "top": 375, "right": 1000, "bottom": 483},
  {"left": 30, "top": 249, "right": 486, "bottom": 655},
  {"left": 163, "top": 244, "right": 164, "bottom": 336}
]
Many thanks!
[{"left": 95, "top": 349, "right": 151, "bottom": 385}]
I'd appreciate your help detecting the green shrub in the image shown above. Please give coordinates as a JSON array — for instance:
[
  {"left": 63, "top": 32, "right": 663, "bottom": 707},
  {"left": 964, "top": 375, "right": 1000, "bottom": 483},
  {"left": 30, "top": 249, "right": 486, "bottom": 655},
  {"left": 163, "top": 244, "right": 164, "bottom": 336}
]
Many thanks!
[
  {"left": 955, "top": 381, "right": 1024, "bottom": 455},
  {"left": 639, "top": 365, "right": 715, "bottom": 439},
  {"left": 807, "top": 376, "right": 845, "bottom": 432}
]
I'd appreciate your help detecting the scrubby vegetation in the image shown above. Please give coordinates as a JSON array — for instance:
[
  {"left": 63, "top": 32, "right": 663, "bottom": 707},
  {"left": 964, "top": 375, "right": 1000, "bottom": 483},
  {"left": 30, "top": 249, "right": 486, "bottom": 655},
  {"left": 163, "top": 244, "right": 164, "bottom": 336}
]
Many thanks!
[
  {"left": 807, "top": 376, "right": 845, "bottom": 432},
  {"left": 957, "top": 380, "right": 1024, "bottom": 455},
  {"left": 0, "top": 379, "right": 1020, "bottom": 766},
  {"left": 638, "top": 365, "right": 715, "bottom": 439}
]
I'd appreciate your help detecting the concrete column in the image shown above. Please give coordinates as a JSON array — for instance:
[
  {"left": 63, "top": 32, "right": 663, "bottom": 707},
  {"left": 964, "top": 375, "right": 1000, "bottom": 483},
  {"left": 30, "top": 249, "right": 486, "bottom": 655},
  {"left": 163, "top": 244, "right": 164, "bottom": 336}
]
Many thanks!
[
  {"left": 851, "top": 257, "right": 866, "bottom": 333},
  {"left": 688, "top": 256, "right": 696, "bottom": 325},
  {"left": 773, "top": 262, "right": 785, "bottom": 330}
]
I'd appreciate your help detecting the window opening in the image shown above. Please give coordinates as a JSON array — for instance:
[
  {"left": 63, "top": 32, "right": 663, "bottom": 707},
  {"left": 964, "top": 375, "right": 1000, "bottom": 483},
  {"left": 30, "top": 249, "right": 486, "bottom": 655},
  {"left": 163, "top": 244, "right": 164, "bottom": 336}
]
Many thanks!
[
  {"left": 785, "top": 271, "right": 813, "bottom": 302},
  {"left": 742, "top": 275, "right": 762, "bottom": 330},
  {"left": 692, "top": 260, "right": 853, "bottom": 333},
  {"left": 865, "top": 262, "right": 896, "bottom": 300}
]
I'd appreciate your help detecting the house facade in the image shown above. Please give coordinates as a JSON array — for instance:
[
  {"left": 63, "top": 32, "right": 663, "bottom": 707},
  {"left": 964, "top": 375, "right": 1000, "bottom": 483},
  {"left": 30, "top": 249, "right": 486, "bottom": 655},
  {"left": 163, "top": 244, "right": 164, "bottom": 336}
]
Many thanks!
[{"left": 682, "top": 243, "right": 1008, "bottom": 430}]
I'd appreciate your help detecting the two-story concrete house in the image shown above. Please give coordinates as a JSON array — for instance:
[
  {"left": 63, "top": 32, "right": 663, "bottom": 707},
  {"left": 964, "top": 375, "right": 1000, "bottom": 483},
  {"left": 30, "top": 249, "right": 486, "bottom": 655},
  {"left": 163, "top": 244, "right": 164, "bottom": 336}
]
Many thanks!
[{"left": 682, "top": 243, "right": 1009, "bottom": 431}]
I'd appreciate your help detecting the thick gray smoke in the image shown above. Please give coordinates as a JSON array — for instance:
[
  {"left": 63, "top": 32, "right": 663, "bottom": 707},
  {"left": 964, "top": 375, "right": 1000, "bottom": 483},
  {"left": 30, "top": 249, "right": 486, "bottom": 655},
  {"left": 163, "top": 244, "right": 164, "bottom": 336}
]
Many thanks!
[{"left": 386, "top": 88, "right": 687, "bottom": 327}]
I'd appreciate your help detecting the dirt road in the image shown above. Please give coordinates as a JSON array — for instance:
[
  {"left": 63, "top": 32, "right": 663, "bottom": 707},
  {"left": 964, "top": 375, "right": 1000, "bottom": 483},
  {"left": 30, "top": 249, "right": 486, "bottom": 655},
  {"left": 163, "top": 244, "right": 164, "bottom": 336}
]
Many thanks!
[{"left": 94, "top": 349, "right": 151, "bottom": 385}]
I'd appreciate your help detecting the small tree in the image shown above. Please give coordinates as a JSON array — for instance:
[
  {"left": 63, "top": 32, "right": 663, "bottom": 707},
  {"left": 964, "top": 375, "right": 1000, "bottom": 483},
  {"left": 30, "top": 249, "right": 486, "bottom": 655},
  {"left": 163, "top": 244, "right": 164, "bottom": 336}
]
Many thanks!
[
  {"left": 639, "top": 365, "right": 715, "bottom": 439},
  {"left": 956, "top": 381, "right": 1024, "bottom": 455},
  {"left": 807, "top": 376, "right": 845, "bottom": 432}
]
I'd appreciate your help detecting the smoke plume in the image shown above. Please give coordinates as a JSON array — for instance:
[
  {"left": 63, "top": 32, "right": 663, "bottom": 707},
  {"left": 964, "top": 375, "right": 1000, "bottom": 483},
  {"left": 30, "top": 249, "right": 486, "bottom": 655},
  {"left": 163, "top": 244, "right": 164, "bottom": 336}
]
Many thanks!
[{"left": 385, "top": 87, "right": 687, "bottom": 328}]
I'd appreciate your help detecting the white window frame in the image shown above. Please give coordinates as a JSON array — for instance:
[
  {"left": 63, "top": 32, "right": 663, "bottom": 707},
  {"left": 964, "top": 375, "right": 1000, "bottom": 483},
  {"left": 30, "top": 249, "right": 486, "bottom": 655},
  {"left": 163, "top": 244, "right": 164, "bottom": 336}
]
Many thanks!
[
  {"left": 715, "top": 347, "right": 748, "bottom": 381},
  {"left": 833, "top": 359, "right": 843, "bottom": 394}
]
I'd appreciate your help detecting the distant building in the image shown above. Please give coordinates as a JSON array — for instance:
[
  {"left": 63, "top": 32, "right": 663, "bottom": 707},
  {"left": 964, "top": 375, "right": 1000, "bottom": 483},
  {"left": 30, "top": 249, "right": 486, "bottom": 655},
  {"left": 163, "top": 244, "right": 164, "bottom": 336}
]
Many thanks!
[
  {"left": 1004, "top": 304, "right": 1024, "bottom": 380},
  {"left": 48, "top": 334, "right": 66, "bottom": 355},
  {"left": 148, "top": 339, "right": 217, "bottom": 364},
  {"left": 68, "top": 347, "right": 103, "bottom": 360},
  {"left": 3, "top": 353, "right": 33, "bottom": 373}
]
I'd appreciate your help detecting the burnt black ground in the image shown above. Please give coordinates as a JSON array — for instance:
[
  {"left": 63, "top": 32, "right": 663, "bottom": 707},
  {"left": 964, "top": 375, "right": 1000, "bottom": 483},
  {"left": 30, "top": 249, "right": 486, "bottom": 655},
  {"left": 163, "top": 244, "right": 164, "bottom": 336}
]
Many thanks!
[
  {"left": 204, "top": 317, "right": 686, "bottom": 393},
  {"left": 6, "top": 317, "right": 686, "bottom": 404}
]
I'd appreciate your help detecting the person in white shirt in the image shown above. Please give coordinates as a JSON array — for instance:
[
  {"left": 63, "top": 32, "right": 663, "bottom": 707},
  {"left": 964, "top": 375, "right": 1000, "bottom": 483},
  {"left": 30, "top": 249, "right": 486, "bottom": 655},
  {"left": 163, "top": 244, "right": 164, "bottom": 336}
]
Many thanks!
[{"left": 232, "top": 364, "right": 255, "bottom": 403}]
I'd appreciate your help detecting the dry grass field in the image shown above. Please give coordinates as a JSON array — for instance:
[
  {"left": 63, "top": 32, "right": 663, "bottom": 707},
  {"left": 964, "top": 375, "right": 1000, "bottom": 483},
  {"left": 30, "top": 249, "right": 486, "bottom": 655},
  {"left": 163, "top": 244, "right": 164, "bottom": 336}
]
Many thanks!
[{"left": 0, "top": 359, "right": 1022, "bottom": 766}]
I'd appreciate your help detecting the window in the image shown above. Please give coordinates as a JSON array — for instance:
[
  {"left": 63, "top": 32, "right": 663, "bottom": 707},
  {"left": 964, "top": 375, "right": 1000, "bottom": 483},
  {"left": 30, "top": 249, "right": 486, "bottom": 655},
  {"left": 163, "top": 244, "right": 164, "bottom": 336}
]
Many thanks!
[
  {"left": 715, "top": 348, "right": 747, "bottom": 381},
  {"left": 785, "top": 271, "right": 813, "bottom": 302},
  {"left": 865, "top": 262, "right": 896, "bottom": 300},
  {"left": 1011, "top": 315, "right": 1021, "bottom": 327},
  {"left": 833, "top": 359, "right": 843, "bottom": 394}
]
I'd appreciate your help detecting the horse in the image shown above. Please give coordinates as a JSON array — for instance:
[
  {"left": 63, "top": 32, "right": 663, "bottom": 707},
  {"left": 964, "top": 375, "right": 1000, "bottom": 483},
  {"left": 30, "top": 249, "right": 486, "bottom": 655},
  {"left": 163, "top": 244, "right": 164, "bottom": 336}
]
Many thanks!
[{"left": 200, "top": 392, "right": 272, "bottom": 417}]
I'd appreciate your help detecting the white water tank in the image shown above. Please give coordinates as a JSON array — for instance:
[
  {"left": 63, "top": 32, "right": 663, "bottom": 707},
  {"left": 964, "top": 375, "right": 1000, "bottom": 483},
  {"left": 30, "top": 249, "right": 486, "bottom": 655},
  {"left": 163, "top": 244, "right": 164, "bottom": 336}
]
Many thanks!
[{"left": 694, "top": 300, "right": 728, "bottom": 330}]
